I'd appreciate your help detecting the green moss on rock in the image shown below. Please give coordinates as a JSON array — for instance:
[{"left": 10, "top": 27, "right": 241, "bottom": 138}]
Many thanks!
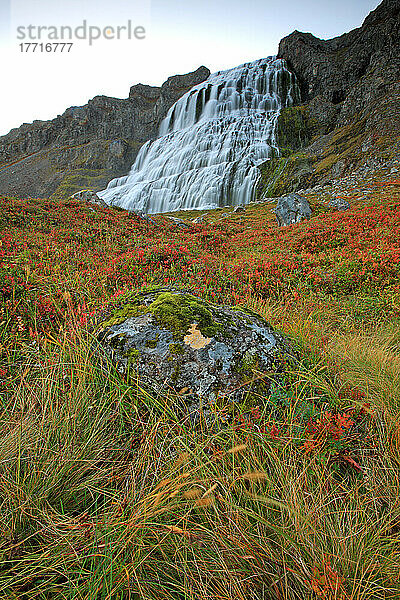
[
  {"left": 276, "top": 106, "right": 314, "bottom": 152},
  {"left": 169, "top": 343, "right": 185, "bottom": 354},
  {"left": 238, "top": 351, "right": 260, "bottom": 374},
  {"left": 101, "top": 300, "right": 144, "bottom": 329},
  {"left": 51, "top": 168, "right": 111, "bottom": 201},
  {"left": 257, "top": 154, "right": 315, "bottom": 198},
  {"left": 145, "top": 338, "right": 159, "bottom": 348},
  {"left": 100, "top": 290, "right": 224, "bottom": 341},
  {"left": 149, "top": 292, "right": 222, "bottom": 338},
  {"left": 126, "top": 348, "right": 140, "bottom": 365}
]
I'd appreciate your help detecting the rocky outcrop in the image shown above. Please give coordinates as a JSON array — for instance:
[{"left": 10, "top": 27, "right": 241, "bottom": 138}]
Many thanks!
[
  {"left": 0, "top": 66, "right": 210, "bottom": 199},
  {"left": 256, "top": 0, "right": 400, "bottom": 199},
  {"left": 135, "top": 66, "right": 211, "bottom": 124},
  {"left": 71, "top": 189, "right": 107, "bottom": 207},
  {"left": 95, "top": 288, "right": 297, "bottom": 421},
  {"left": 278, "top": 0, "right": 400, "bottom": 133}
]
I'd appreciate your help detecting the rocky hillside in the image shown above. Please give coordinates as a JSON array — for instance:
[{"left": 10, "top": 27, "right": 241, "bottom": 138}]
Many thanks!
[
  {"left": 278, "top": 0, "right": 399, "bottom": 130},
  {"left": 257, "top": 0, "right": 400, "bottom": 198},
  {"left": 1, "top": 0, "right": 399, "bottom": 203},
  {"left": 0, "top": 66, "right": 210, "bottom": 199}
]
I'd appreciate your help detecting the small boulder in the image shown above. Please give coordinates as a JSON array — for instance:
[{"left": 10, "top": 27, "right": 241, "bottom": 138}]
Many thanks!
[
  {"left": 275, "top": 192, "right": 311, "bottom": 226},
  {"left": 328, "top": 198, "right": 350, "bottom": 211},
  {"left": 192, "top": 213, "right": 208, "bottom": 224},
  {"left": 71, "top": 189, "right": 108, "bottom": 207},
  {"left": 95, "top": 288, "right": 297, "bottom": 419},
  {"left": 136, "top": 212, "right": 157, "bottom": 225},
  {"left": 234, "top": 205, "right": 246, "bottom": 213},
  {"left": 165, "top": 216, "right": 189, "bottom": 227}
]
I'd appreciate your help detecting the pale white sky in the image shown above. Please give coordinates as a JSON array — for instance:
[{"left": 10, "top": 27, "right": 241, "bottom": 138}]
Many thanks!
[{"left": 0, "top": 0, "right": 380, "bottom": 136}]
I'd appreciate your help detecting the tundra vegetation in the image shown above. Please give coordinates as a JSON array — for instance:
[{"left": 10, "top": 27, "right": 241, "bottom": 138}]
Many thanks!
[{"left": 1, "top": 176, "right": 400, "bottom": 599}]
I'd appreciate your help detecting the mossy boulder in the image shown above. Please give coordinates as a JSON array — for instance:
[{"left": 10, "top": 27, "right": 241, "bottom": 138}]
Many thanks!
[{"left": 95, "top": 288, "right": 297, "bottom": 420}]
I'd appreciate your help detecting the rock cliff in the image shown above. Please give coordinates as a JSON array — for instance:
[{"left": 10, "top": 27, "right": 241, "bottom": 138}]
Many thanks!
[
  {"left": 1, "top": 0, "right": 399, "bottom": 203},
  {"left": 256, "top": 0, "right": 400, "bottom": 198},
  {"left": 278, "top": 0, "right": 400, "bottom": 133},
  {"left": 0, "top": 66, "right": 210, "bottom": 199}
]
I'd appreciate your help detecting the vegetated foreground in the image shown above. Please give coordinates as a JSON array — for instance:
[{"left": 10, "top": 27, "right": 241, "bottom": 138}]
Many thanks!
[{"left": 1, "top": 174, "right": 400, "bottom": 599}]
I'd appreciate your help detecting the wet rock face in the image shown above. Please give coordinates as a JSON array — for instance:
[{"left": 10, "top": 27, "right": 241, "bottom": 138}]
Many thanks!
[
  {"left": 96, "top": 289, "right": 296, "bottom": 414},
  {"left": 275, "top": 192, "right": 311, "bottom": 226}
]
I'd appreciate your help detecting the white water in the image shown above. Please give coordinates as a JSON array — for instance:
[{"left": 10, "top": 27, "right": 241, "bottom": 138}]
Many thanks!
[{"left": 98, "top": 58, "right": 298, "bottom": 214}]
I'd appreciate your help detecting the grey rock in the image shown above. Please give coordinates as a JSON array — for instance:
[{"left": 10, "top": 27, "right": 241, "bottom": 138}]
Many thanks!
[
  {"left": 95, "top": 288, "right": 297, "bottom": 420},
  {"left": 234, "top": 205, "right": 246, "bottom": 212},
  {"left": 71, "top": 189, "right": 108, "bottom": 207},
  {"left": 192, "top": 213, "right": 208, "bottom": 223},
  {"left": 275, "top": 192, "right": 312, "bottom": 226},
  {"left": 165, "top": 216, "right": 190, "bottom": 227},
  {"left": 328, "top": 198, "right": 351, "bottom": 211}
]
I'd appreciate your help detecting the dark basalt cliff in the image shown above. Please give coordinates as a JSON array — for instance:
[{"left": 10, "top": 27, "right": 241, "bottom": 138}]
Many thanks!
[
  {"left": 0, "top": 66, "right": 210, "bottom": 199},
  {"left": 277, "top": 0, "right": 400, "bottom": 133},
  {"left": 256, "top": 0, "right": 400, "bottom": 198}
]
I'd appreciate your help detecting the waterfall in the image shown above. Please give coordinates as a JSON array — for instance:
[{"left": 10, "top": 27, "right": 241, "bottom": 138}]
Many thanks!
[{"left": 98, "top": 58, "right": 298, "bottom": 214}]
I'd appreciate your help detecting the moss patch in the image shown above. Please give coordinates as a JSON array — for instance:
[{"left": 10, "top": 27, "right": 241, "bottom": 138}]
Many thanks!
[
  {"left": 145, "top": 338, "right": 159, "bottom": 348},
  {"left": 256, "top": 113, "right": 370, "bottom": 198},
  {"left": 100, "top": 290, "right": 224, "bottom": 341},
  {"left": 51, "top": 168, "right": 111, "bottom": 201},
  {"left": 169, "top": 343, "right": 184, "bottom": 354},
  {"left": 257, "top": 154, "right": 315, "bottom": 198},
  {"left": 312, "top": 120, "right": 366, "bottom": 175},
  {"left": 125, "top": 348, "right": 140, "bottom": 365},
  {"left": 276, "top": 106, "right": 314, "bottom": 153},
  {"left": 238, "top": 351, "right": 260, "bottom": 375}
]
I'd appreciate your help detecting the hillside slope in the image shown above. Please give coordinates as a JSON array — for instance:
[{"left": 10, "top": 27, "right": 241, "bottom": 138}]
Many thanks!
[
  {"left": 1, "top": 161, "right": 400, "bottom": 597},
  {"left": 0, "top": 66, "right": 210, "bottom": 199}
]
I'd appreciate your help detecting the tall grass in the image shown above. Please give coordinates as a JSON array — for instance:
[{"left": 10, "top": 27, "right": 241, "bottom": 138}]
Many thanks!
[{"left": 0, "top": 322, "right": 400, "bottom": 599}]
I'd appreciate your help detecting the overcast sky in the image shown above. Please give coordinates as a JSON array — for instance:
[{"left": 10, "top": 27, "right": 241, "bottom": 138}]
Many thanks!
[{"left": 0, "top": 0, "right": 380, "bottom": 136}]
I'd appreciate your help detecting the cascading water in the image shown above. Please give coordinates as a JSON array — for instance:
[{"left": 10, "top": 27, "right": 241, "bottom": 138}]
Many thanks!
[{"left": 98, "top": 57, "right": 298, "bottom": 214}]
